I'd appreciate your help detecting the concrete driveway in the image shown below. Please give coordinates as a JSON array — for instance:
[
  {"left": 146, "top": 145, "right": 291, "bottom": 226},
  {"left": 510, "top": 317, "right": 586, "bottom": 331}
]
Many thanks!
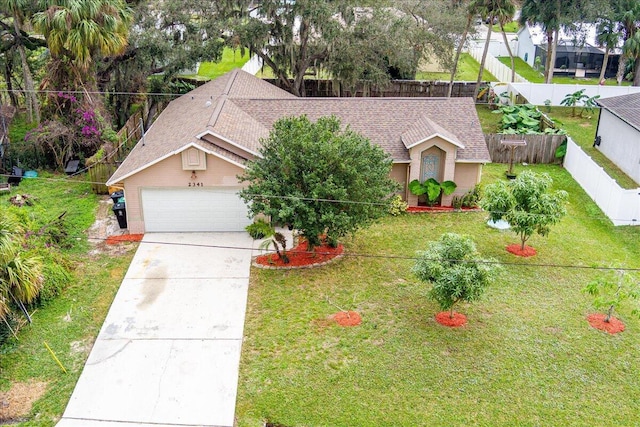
[{"left": 57, "top": 232, "right": 254, "bottom": 427}]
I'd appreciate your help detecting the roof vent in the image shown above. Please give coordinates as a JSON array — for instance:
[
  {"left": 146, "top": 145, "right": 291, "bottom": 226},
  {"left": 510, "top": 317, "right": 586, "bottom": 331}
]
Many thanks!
[{"left": 205, "top": 100, "right": 212, "bottom": 107}]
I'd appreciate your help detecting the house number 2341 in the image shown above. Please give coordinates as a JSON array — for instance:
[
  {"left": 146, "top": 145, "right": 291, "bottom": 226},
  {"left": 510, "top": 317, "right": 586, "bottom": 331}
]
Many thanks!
[{"left": 188, "top": 182, "right": 204, "bottom": 187}]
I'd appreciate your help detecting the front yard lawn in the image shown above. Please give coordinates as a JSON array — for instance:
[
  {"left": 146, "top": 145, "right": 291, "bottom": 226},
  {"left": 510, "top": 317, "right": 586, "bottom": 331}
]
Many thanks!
[{"left": 236, "top": 163, "right": 640, "bottom": 426}]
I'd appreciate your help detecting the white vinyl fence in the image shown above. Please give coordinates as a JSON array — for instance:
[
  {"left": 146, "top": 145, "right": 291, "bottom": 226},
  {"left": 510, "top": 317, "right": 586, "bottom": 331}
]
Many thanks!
[
  {"left": 509, "top": 83, "right": 640, "bottom": 106},
  {"left": 468, "top": 48, "right": 527, "bottom": 83},
  {"left": 563, "top": 138, "right": 640, "bottom": 226},
  {"left": 241, "top": 54, "right": 263, "bottom": 75}
]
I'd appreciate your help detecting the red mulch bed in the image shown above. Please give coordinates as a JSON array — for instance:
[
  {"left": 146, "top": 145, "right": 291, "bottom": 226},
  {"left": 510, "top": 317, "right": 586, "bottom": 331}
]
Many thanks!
[
  {"left": 587, "top": 313, "right": 625, "bottom": 334},
  {"left": 506, "top": 243, "right": 537, "bottom": 257},
  {"left": 333, "top": 311, "right": 362, "bottom": 327},
  {"left": 106, "top": 234, "right": 144, "bottom": 245},
  {"left": 255, "top": 240, "right": 344, "bottom": 267},
  {"left": 407, "top": 206, "right": 480, "bottom": 213},
  {"left": 435, "top": 311, "right": 467, "bottom": 327}
]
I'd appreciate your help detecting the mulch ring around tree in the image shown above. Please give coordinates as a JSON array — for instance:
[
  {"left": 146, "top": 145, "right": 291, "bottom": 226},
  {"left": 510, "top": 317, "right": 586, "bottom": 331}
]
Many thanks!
[
  {"left": 435, "top": 311, "right": 467, "bottom": 327},
  {"left": 506, "top": 244, "right": 537, "bottom": 257},
  {"left": 332, "top": 311, "right": 362, "bottom": 327},
  {"left": 106, "top": 234, "right": 144, "bottom": 245},
  {"left": 587, "top": 313, "right": 625, "bottom": 334},
  {"left": 254, "top": 240, "right": 344, "bottom": 269}
]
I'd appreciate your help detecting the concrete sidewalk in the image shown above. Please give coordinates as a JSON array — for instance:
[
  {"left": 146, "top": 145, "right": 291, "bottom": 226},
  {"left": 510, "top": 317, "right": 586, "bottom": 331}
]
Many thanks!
[{"left": 57, "top": 233, "right": 255, "bottom": 427}]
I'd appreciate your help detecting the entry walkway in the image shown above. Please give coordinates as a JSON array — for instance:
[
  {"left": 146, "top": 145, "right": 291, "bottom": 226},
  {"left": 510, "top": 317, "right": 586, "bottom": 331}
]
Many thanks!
[{"left": 57, "top": 233, "right": 254, "bottom": 427}]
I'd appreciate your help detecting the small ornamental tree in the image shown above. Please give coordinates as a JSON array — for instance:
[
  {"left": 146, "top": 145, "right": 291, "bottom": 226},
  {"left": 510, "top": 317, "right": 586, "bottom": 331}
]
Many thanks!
[
  {"left": 238, "top": 115, "right": 398, "bottom": 248},
  {"left": 413, "top": 233, "right": 497, "bottom": 319},
  {"left": 583, "top": 271, "right": 640, "bottom": 323},
  {"left": 481, "top": 171, "right": 568, "bottom": 251}
]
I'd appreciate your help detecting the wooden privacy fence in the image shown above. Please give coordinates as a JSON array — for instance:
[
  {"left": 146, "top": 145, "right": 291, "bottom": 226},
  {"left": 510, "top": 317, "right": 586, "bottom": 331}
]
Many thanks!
[
  {"left": 485, "top": 134, "right": 567, "bottom": 164},
  {"left": 88, "top": 109, "right": 145, "bottom": 194},
  {"left": 264, "top": 79, "right": 487, "bottom": 99}
]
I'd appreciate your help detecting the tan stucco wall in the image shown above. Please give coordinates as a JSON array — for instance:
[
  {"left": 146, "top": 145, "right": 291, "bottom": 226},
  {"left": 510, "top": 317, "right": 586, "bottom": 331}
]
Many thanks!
[
  {"left": 407, "top": 138, "right": 457, "bottom": 206},
  {"left": 453, "top": 162, "right": 483, "bottom": 199},
  {"left": 123, "top": 152, "right": 245, "bottom": 233},
  {"left": 390, "top": 163, "right": 409, "bottom": 199}
]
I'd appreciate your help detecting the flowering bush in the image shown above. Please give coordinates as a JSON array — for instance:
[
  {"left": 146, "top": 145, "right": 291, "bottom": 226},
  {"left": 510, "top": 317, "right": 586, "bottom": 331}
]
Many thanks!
[{"left": 25, "top": 92, "right": 113, "bottom": 170}]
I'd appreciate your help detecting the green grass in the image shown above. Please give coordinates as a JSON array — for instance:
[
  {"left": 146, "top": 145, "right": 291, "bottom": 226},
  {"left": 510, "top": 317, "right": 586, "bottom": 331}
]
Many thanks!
[
  {"left": 196, "top": 47, "right": 251, "bottom": 80},
  {"left": 491, "top": 21, "right": 520, "bottom": 33},
  {"left": 236, "top": 163, "right": 640, "bottom": 427},
  {"left": 0, "top": 174, "right": 138, "bottom": 425},
  {"left": 544, "top": 107, "right": 639, "bottom": 189},
  {"left": 475, "top": 104, "right": 501, "bottom": 133},
  {"left": 416, "top": 53, "right": 497, "bottom": 82},
  {"left": 496, "top": 56, "right": 632, "bottom": 85}
]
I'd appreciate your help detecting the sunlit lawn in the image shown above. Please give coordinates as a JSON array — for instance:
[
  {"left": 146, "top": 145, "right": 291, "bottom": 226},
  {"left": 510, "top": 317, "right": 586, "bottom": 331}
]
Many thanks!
[
  {"left": 236, "top": 163, "right": 640, "bottom": 427},
  {"left": 416, "top": 53, "right": 497, "bottom": 82},
  {"left": 196, "top": 47, "right": 251, "bottom": 80},
  {"left": 497, "top": 56, "right": 632, "bottom": 85}
]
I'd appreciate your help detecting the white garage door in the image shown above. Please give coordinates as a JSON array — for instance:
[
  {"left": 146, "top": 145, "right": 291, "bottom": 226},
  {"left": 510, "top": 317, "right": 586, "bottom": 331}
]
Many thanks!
[{"left": 141, "top": 187, "right": 252, "bottom": 232}]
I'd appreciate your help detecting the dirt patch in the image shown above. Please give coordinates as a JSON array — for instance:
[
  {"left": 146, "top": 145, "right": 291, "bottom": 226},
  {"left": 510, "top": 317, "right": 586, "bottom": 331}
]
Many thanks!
[
  {"left": 506, "top": 244, "right": 537, "bottom": 257},
  {"left": 87, "top": 197, "right": 137, "bottom": 256},
  {"left": 254, "top": 240, "right": 343, "bottom": 268},
  {"left": 332, "top": 311, "right": 362, "bottom": 327},
  {"left": 0, "top": 380, "right": 48, "bottom": 423},
  {"left": 587, "top": 313, "right": 625, "bottom": 334},
  {"left": 435, "top": 311, "right": 467, "bottom": 327}
]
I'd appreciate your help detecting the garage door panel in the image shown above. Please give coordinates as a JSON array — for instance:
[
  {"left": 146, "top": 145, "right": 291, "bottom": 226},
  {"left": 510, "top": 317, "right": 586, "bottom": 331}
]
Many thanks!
[{"left": 141, "top": 188, "right": 252, "bottom": 232}]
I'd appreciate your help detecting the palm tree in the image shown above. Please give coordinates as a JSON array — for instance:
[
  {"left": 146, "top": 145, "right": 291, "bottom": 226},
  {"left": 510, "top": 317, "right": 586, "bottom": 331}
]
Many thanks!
[
  {"left": 495, "top": 0, "right": 516, "bottom": 82},
  {"left": 623, "top": 31, "right": 640, "bottom": 86},
  {"left": 32, "top": 0, "right": 133, "bottom": 95},
  {"left": 0, "top": 214, "right": 43, "bottom": 323},
  {"left": 448, "top": 0, "right": 478, "bottom": 97},
  {"left": 596, "top": 18, "right": 620, "bottom": 83},
  {"left": 614, "top": 0, "right": 640, "bottom": 84},
  {"left": 473, "top": 0, "right": 495, "bottom": 100},
  {"left": 520, "top": 0, "right": 564, "bottom": 84}
]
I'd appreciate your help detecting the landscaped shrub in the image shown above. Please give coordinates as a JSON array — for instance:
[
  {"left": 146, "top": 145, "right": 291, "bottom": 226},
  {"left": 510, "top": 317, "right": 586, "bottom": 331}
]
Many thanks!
[
  {"left": 245, "top": 218, "right": 274, "bottom": 240},
  {"left": 388, "top": 195, "right": 408, "bottom": 216}
]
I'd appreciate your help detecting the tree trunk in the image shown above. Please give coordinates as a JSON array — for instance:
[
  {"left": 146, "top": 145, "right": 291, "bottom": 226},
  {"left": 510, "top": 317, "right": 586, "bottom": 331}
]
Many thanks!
[
  {"left": 3, "top": 59, "right": 19, "bottom": 108},
  {"left": 616, "top": 55, "right": 627, "bottom": 85},
  {"left": 599, "top": 49, "right": 610, "bottom": 83},
  {"left": 634, "top": 57, "right": 640, "bottom": 86},
  {"left": 13, "top": 12, "right": 40, "bottom": 124},
  {"left": 448, "top": 13, "right": 472, "bottom": 97},
  {"left": 473, "top": 18, "right": 493, "bottom": 100},
  {"left": 544, "top": 30, "right": 554, "bottom": 83},
  {"left": 605, "top": 304, "right": 614, "bottom": 323},
  {"left": 545, "top": 29, "right": 558, "bottom": 84},
  {"left": 500, "top": 23, "right": 515, "bottom": 82}
]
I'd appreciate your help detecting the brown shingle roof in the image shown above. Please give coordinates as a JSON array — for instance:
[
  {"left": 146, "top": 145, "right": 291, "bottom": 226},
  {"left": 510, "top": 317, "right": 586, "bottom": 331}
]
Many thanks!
[
  {"left": 225, "top": 97, "right": 487, "bottom": 162},
  {"left": 108, "top": 69, "right": 490, "bottom": 184},
  {"left": 597, "top": 92, "right": 640, "bottom": 132}
]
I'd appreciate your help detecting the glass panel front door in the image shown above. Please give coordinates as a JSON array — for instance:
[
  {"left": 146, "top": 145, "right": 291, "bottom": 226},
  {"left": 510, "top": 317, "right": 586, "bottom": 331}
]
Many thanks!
[{"left": 421, "top": 153, "right": 440, "bottom": 182}]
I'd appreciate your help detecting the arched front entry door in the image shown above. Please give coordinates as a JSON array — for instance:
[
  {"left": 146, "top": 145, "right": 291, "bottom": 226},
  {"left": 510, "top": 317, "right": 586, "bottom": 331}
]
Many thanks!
[{"left": 420, "top": 146, "right": 445, "bottom": 183}]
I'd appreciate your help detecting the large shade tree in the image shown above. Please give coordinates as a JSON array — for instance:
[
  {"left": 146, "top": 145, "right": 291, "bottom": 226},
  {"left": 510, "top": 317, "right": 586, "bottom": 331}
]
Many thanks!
[
  {"left": 98, "top": 0, "right": 228, "bottom": 127},
  {"left": 223, "top": 0, "right": 463, "bottom": 97},
  {"left": 0, "top": 0, "right": 45, "bottom": 123},
  {"left": 239, "top": 115, "right": 398, "bottom": 248}
]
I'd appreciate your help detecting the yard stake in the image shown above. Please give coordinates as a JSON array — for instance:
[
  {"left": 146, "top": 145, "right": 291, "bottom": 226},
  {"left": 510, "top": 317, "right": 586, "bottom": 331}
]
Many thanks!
[{"left": 44, "top": 341, "right": 67, "bottom": 373}]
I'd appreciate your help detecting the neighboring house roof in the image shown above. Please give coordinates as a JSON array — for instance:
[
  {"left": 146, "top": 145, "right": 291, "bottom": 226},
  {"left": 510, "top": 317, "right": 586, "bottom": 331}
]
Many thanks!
[
  {"left": 107, "top": 69, "right": 490, "bottom": 184},
  {"left": 596, "top": 92, "right": 640, "bottom": 132}
]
